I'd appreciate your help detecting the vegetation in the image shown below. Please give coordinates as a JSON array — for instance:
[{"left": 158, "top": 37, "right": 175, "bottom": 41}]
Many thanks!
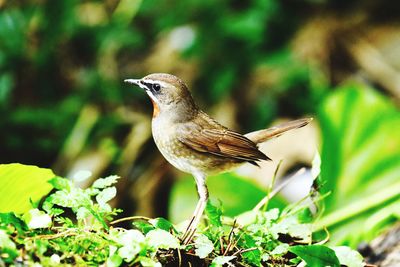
[
  {"left": 0, "top": 0, "right": 399, "bottom": 266},
  {"left": 0, "top": 163, "right": 365, "bottom": 266}
]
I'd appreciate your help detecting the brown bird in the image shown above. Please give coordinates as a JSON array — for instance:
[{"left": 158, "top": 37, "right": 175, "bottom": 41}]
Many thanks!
[{"left": 125, "top": 73, "right": 311, "bottom": 244}]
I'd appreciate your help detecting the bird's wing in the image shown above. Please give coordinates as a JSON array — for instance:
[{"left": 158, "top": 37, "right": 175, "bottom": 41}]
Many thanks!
[{"left": 177, "top": 123, "right": 270, "bottom": 164}]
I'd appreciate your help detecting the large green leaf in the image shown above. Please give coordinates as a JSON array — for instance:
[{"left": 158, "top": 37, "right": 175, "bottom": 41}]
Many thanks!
[
  {"left": 0, "top": 164, "right": 55, "bottom": 213},
  {"left": 317, "top": 84, "right": 400, "bottom": 246},
  {"left": 289, "top": 245, "right": 340, "bottom": 267},
  {"left": 168, "top": 172, "right": 286, "bottom": 223}
]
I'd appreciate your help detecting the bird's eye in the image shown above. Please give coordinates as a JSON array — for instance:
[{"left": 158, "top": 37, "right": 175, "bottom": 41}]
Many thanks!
[{"left": 152, "top": 83, "right": 161, "bottom": 92}]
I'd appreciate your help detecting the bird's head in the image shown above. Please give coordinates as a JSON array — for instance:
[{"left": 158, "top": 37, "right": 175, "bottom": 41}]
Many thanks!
[{"left": 125, "top": 73, "right": 197, "bottom": 120}]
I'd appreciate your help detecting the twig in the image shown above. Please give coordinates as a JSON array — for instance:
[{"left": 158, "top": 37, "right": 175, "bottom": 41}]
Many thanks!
[
  {"left": 253, "top": 167, "right": 306, "bottom": 211},
  {"left": 110, "top": 215, "right": 151, "bottom": 225},
  {"left": 232, "top": 247, "right": 258, "bottom": 257},
  {"left": 177, "top": 248, "right": 182, "bottom": 267}
]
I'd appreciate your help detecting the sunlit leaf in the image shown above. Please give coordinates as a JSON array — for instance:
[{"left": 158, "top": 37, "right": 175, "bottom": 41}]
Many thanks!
[
  {"left": 0, "top": 229, "right": 16, "bottom": 249},
  {"left": 194, "top": 234, "right": 214, "bottom": 259},
  {"left": 211, "top": 255, "right": 236, "bottom": 266},
  {"left": 149, "top": 217, "right": 176, "bottom": 233},
  {"left": 23, "top": 209, "right": 52, "bottom": 229},
  {"left": 0, "top": 212, "right": 27, "bottom": 233},
  {"left": 146, "top": 229, "right": 180, "bottom": 249},
  {"left": 289, "top": 245, "right": 340, "bottom": 267},
  {"left": 317, "top": 85, "right": 400, "bottom": 246},
  {"left": 0, "top": 164, "right": 55, "bottom": 213},
  {"left": 331, "top": 246, "right": 364, "bottom": 267},
  {"left": 169, "top": 173, "right": 285, "bottom": 223},
  {"left": 96, "top": 187, "right": 117, "bottom": 205},
  {"left": 205, "top": 201, "right": 222, "bottom": 227},
  {"left": 92, "top": 175, "right": 120, "bottom": 189}
]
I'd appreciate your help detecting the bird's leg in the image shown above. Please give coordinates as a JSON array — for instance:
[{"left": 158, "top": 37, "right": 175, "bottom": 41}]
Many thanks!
[{"left": 181, "top": 172, "right": 208, "bottom": 245}]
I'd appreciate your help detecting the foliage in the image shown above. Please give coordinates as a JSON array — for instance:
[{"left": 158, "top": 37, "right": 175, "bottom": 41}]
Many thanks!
[
  {"left": 316, "top": 85, "right": 400, "bottom": 246},
  {"left": 0, "top": 164, "right": 55, "bottom": 213},
  {"left": 0, "top": 0, "right": 321, "bottom": 166},
  {"left": 169, "top": 172, "right": 287, "bottom": 223},
  {"left": 0, "top": 0, "right": 399, "bottom": 265},
  {"left": 0, "top": 164, "right": 364, "bottom": 266}
]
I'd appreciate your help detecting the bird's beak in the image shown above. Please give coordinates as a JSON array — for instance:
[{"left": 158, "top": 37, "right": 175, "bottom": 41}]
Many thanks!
[
  {"left": 124, "top": 78, "right": 149, "bottom": 91},
  {"left": 124, "top": 79, "right": 141, "bottom": 86}
]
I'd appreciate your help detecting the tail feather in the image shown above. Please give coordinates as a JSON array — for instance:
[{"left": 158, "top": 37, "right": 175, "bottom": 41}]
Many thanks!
[{"left": 245, "top": 118, "right": 312, "bottom": 144}]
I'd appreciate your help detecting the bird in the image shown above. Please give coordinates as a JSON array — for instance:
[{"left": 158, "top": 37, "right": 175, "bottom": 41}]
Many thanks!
[{"left": 124, "top": 73, "right": 311, "bottom": 244}]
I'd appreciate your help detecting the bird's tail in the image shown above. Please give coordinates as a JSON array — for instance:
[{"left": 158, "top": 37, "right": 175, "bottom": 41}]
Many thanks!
[{"left": 244, "top": 118, "right": 313, "bottom": 144}]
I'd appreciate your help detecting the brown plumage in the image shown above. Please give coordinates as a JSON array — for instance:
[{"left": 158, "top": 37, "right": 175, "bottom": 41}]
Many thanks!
[
  {"left": 124, "top": 73, "right": 312, "bottom": 244},
  {"left": 177, "top": 111, "right": 271, "bottom": 166}
]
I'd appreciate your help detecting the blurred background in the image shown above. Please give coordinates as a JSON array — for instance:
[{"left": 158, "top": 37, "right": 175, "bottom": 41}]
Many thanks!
[{"left": 1, "top": 0, "right": 399, "bottom": 249}]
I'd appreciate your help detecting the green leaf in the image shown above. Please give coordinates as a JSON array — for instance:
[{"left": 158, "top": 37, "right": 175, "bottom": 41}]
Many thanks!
[
  {"left": 96, "top": 187, "right": 117, "bottom": 205},
  {"left": 0, "top": 229, "right": 16, "bottom": 249},
  {"left": 317, "top": 85, "right": 400, "bottom": 245},
  {"left": 331, "top": 246, "right": 364, "bottom": 267},
  {"left": 92, "top": 175, "right": 120, "bottom": 189},
  {"left": 270, "top": 243, "right": 289, "bottom": 255},
  {"left": 169, "top": 172, "right": 282, "bottom": 223},
  {"left": 146, "top": 229, "right": 180, "bottom": 249},
  {"left": 148, "top": 217, "right": 176, "bottom": 233},
  {"left": 132, "top": 221, "right": 155, "bottom": 235},
  {"left": 138, "top": 256, "right": 162, "bottom": 267},
  {"left": 205, "top": 201, "right": 222, "bottom": 227},
  {"left": 0, "top": 212, "right": 27, "bottom": 233},
  {"left": 0, "top": 164, "right": 55, "bottom": 213},
  {"left": 211, "top": 255, "right": 236, "bottom": 267},
  {"left": 106, "top": 253, "right": 123, "bottom": 267},
  {"left": 237, "top": 233, "right": 261, "bottom": 266},
  {"left": 115, "top": 230, "right": 145, "bottom": 262},
  {"left": 48, "top": 176, "right": 71, "bottom": 191},
  {"left": 289, "top": 245, "right": 340, "bottom": 267},
  {"left": 194, "top": 234, "right": 214, "bottom": 259},
  {"left": 23, "top": 208, "right": 52, "bottom": 229}
]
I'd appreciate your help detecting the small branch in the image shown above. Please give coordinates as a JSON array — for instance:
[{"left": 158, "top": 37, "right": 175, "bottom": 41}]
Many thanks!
[
  {"left": 253, "top": 167, "right": 306, "bottom": 211},
  {"left": 110, "top": 215, "right": 151, "bottom": 225}
]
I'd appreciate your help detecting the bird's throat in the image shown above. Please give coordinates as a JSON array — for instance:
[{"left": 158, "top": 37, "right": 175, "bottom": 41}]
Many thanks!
[{"left": 150, "top": 98, "right": 160, "bottom": 118}]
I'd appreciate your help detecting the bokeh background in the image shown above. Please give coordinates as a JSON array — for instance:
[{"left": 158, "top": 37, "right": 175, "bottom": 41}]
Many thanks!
[{"left": 1, "top": 0, "right": 400, "bottom": 249}]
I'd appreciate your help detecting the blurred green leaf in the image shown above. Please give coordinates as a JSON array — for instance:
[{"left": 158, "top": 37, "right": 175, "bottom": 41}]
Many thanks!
[
  {"left": 169, "top": 172, "right": 286, "bottom": 223},
  {"left": 0, "top": 9, "right": 27, "bottom": 56},
  {"left": 0, "top": 164, "right": 55, "bottom": 213},
  {"left": 317, "top": 84, "right": 400, "bottom": 246},
  {"left": 0, "top": 73, "right": 13, "bottom": 107}
]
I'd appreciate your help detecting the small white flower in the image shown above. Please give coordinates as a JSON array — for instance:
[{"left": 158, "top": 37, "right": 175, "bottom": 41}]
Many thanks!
[{"left": 50, "top": 254, "right": 60, "bottom": 264}]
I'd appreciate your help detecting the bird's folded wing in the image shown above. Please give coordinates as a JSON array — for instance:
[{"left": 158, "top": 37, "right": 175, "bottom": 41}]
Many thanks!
[{"left": 177, "top": 126, "right": 270, "bottom": 162}]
